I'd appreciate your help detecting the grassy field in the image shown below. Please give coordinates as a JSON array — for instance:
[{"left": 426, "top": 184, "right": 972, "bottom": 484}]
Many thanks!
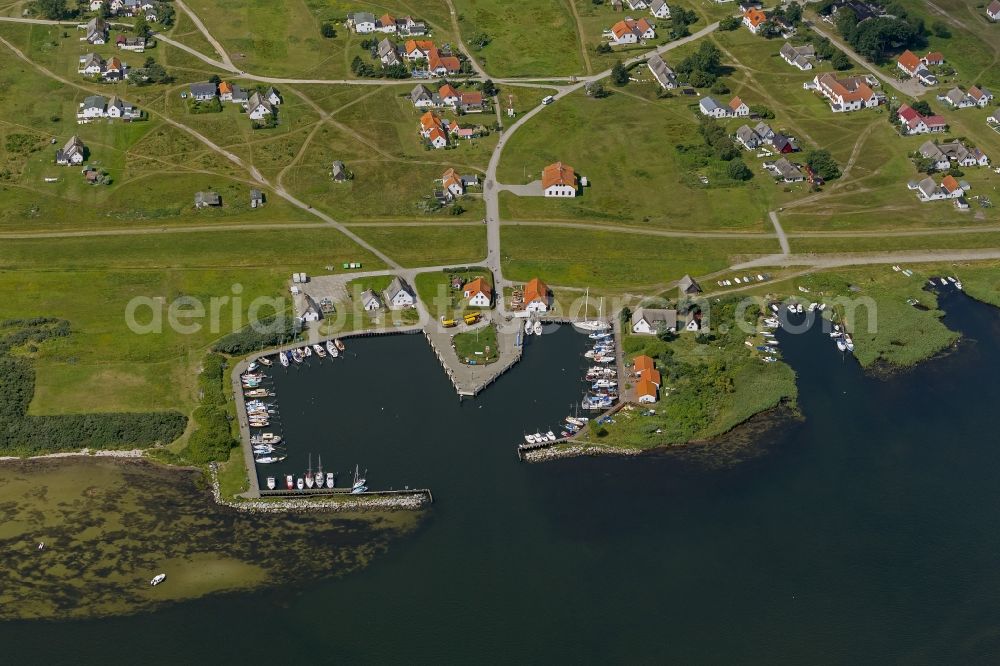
[
  {"left": 348, "top": 224, "right": 487, "bottom": 267},
  {"left": 0, "top": 228, "right": 381, "bottom": 413},
  {"left": 500, "top": 225, "right": 779, "bottom": 290},
  {"left": 496, "top": 89, "right": 775, "bottom": 230},
  {"left": 453, "top": 0, "right": 583, "bottom": 77},
  {"left": 414, "top": 267, "right": 493, "bottom": 319},
  {"left": 590, "top": 302, "right": 797, "bottom": 449},
  {"left": 789, "top": 231, "right": 1000, "bottom": 254},
  {"left": 452, "top": 322, "right": 499, "bottom": 364}
]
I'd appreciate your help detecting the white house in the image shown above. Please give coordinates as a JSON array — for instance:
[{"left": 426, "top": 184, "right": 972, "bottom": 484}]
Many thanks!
[
  {"left": 542, "top": 162, "right": 577, "bottom": 197},
  {"left": 78, "top": 95, "right": 108, "bottom": 120},
  {"left": 442, "top": 168, "right": 465, "bottom": 198},
  {"left": 743, "top": 8, "right": 768, "bottom": 34},
  {"left": 910, "top": 174, "right": 968, "bottom": 201},
  {"left": 987, "top": 0, "right": 1000, "bottom": 21},
  {"left": 463, "top": 277, "right": 492, "bottom": 307},
  {"left": 699, "top": 96, "right": 729, "bottom": 118},
  {"left": 84, "top": 17, "right": 107, "bottom": 44},
  {"left": 409, "top": 84, "right": 436, "bottom": 108},
  {"left": 523, "top": 278, "right": 550, "bottom": 313},
  {"left": 813, "top": 73, "right": 880, "bottom": 112},
  {"left": 608, "top": 18, "right": 655, "bottom": 45},
  {"left": 728, "top": 96, "right": 750, "bottom": 117},
  {"left": 647, "top": 53, "right": 677, "bottom": 89},
  {"left": 636, "top": 380, "right": 658, "bottom": 404},
  {"left": 347, "top": 12, "right": 377, "bottom": 34},
  {"left": 631, "top": 308, "right": 677, "bottom": 335},
  {"left": 78, "top": 52, "right": 105, "bottom": 75},
  {"left": 779, "top": 42, "right": 814, "bottom": 70},
  {"left": 375, "top": 13, "right": 397, "bottom": 33},
  {"left": 265, "top": 87, "right": 282, "bottom": 106},
  {"left": 385, "top": 277, "right": 416, "bottom": 308},
  {"left": 360, "top": 289, "right": 382, "bottom": 311},
  {"left": 246, "top": 92, "right": 274, "bottom": 120},
  {"left": 650, "top": 0, "right": 671, "bottom": 18},
  {"left": 55, "top": 135, "right": 86, "bottom": 165}
]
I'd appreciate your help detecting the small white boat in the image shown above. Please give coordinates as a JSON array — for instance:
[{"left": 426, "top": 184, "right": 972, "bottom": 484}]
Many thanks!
[
  {"left": 297, "top": 478, "right": 304, "bottom": 490},
  {"left": 836, "top": 337, "right": 848, "bottom": 352},
  {"left": 786, "top": 304, "right": 796, "bottom": 313},
  {"left": 351, "top": 486, "right": 367, "bottom": 494},
  {"left": 313, "top": 344, "right": 327, "bottom": 358},
  {"left": 279, "top": 352, "right": 290, "bottom": 367},
  {"left": 762, "top": 357, "right": 777, "bottom": 363},
  {"left": 546, "top": 431, "right": 557, "bottom": 441},
  {"left": 352, "top": 465, "right": 366, "bottom": 491},
  {"left": 266, "top": 476, "right": 276, "bottom": 490},
  {"left": 845, "top": 335, "right": 855, "bottom": 352},
  {"left": 817, "top": 303, "right": 826, "bottom": 311},
  {"left": 939, "top": 278, "right": 949, "bottom": 286},
  {"left": 286, "top": 475, "right": 294, "bottom": 489},
  {"left": 303, "top": 346, "right": 312, "bottom": 357},
  {"left": 247, "top": 362, "right": 258, "bottom": 372},
  {"left": 766, "top": 340, "right": 779, "bottom": 346},
  {"left": 533, "top": 321, "right": 543, "bottom": 335},
  {"left": 524, "top": 320, "right": 533, "bottom": 335},
  {"left": 258, "top": 356, "right": 272, "bottom": 367},
  {"left": 326, "top": 472, "right": 335, "bottom": 489},
  {"left": 150, "top": 573, "right": 166, "bottom": 586},
  {"left": 334, "top": 339, "right": 345, "bottom": 352},
  {"left": 956, "top": 281, "right": 963, "bottom": 290},
  {"left": 326, "top": 340, "right": 338, "bottom": 357},
  {"left": 533, "top": 432, "right": 544, "bottom": 443},
  {"left": 770, "top": 304, "right": 779, "bottom": 313},
  {"left": 795, "top": 303, "right": 804, "bottom": 313},
  {"left": 808, "top": 303, "right": 817, "bottom": 312},
  {"left": 947, "top": 276, "right": 956, "bottom": 283},
  {"left": 255, "top": 455, "right": 285, "bottom": 464},
  {"left": 524, "top": 434, "right": 537, "bottom": 444}
]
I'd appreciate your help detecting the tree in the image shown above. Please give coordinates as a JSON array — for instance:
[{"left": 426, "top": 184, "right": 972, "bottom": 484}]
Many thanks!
[
  {"left": 208, "top": 74, "right": 221, "bottom": 84},
  {"left": 749, "top": 104, "right": 774, "bottom": 119},
  {"left": 719, "top": 16, "right": 741, "bottom": 31},
  {"left": 911, "top": 100, "right": 932, "bottom": 116},
  {"left": 931, "top": 20, "right": 950, "bottom": 39},
  {"left": 480, "top": 79, "right": 497, "bottom": 97},
  {"left": 611, "top": 60, "right": 629, "bottom": 87},
  {"left": 831, "top": 51, "right": 851, "bottom": 70},
  {"left": 588, "top": 81, "right": 609, "bottom": 98},
  {"left": 727, "top": 160, "right": 753, "bottom": 181},
  {"left": 158, "top": 3, "right": 176, "bottom": 28},
  {"left": 786, "top": 2, "right": 803, "bottom": 24},
  {"left": 321, "top": 22, "right": 336, "bottom": 38},
  {"left": 835, "top": 8, "right": 859, "bottom": 38},
  {"left": 710, "top": 80, "right": 730, "bottom": 95},
  {"left": 714, "top": 137, "right": 740, "bottom": 161},
  {"left": 596, "top": 41, "right": 612, "bottom": 54},
  {"left": 133, "top": 16, "right": 150, "bottom": 39},
  {"left": 32, "top": 0, "right": 67, "bottom": 19},
  {"left": 806, "top": 149, "right": 841, "bottom": 180}
]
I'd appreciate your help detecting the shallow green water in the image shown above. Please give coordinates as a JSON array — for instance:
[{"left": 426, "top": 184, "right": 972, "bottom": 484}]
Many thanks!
[{"left": 5, "top": 287, "right": 1000, "bottom": 662}]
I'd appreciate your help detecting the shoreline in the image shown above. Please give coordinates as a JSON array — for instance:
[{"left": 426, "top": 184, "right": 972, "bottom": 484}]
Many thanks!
[{"left": 0, "top": 448, "right": 147, "bottom": 462}]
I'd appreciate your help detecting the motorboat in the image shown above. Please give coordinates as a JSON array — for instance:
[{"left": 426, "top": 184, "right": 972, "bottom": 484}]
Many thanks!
[
  {"left": 297, "top": 478, "right": 304, "bottom": 490},
  {"left": 255, "top": 455, "right": 286, "bottom": 464},
  {"left": 796, "top": 303, "right": 804, "bottom": 313},
  {"left": 533, "top": 321, "right": 543, "bottom": 335},
  {"left": 279, "top": 352, "right": 290, "bottom": 367},
  {"left": 258, "top": 356, "right": 272, "bottom": 367},
  {"left": 247, "top": 362, "right": 258, "bottom": 372},
  {"left": 351, "top": 485, "right": 367, "bottom": 494},
  {"left": 150, "top": 573, "right": 166, "bottom": 586},
  {"left": 762, "top": 356, "right": 777, "bottom": 363},
  {"left": 326, "top": 340, "right": 337, "bottom": 357},
  {"left": 291, "top": 350, "right": 304, "bottom": 364},
  {"left": 770, "top": 304, "right": 779, "bottom": 313},
  {"left": 845, "top": 335, "right": 855, "bottom": 352},
  {"left": 326, "top": 472, "right": 335, "bottom": 489},
  {"left": 947, "top": 276, "right": 956, "bottom": 283},
  {"left": 524, "top": 434, "right": 537, "bottom": 444},
  {"left": 524, "top": 320, "right": 533, "bottom": 335},
  {"left": 545, "top": 431, "right": 557, "bottom": 442},
  {"left": 259, "top": 433, "right": 281, "bottom": 444},
  {"left": 286, "top": 474, "right": 294, "bottom": 489},
  {"left": 266, "top": 476, "right": 276, "bottom": 490},
  {"left": 303, "top": 346, "right": 312, "bottom": 357},
  {"left": 589, "top": 332, "right": 612, "bottom": 340},
  {"left": 313, "top": 344, "right": 327, "bottom": 358},
  {"left": 334, "top": 339, "right": 345, "bottom": 352},
  {"left": 836, "top": 337, "right": 848, "bottom": 352}
]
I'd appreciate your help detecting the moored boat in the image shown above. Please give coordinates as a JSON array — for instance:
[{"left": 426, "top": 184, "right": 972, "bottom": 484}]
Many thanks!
[
  {"left": 297, "top": 478, "right": 304, "bottom": 490},
  {"left": 302, "top": 346, "right": 312, "bottom": 358},
  {"left": 524, "top": 320, "right": 533, "bottom": 335},
  {"left": 266, "top": 476, "right": 276, "bottom": 490},
  {"left": 533, "top": 320, "right": 543, "bottom": 335},
  {"left": 836, "top": 337, "right": 848, "bottom": 352},
  {"left": 352, "top": 465, "right": 366, "bottom": 492},
  {"left": 258, "top": 356, "right": 272, "bottom": 367},
  {"left": 150, "top": 573, "right": 166, "bottom": 586},
  {"left": 334, "top": 339, "right": 345, "bottom": 352},
  {"left": 313, "top": 344, "right": 327, "bottom": 358},
  {"left": 326, "top": 472, "right": 335, "bottom": 489},
  {"left": 279, "top": 352, "right": 290, "bottom": 367},
  {"left": 291, "top": 350, "right": 304, "bottom": 364},
  {"left": 305, "top": 454, "right": 314, "bottom": 488},
  {"left": 286, "top": 474, "right": 294, "bottom": 490},
  {"left": 326, "top": 340, "right": 337, "bottom": 357}
]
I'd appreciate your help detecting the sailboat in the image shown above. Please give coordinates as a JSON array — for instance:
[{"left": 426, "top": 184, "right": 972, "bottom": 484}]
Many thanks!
[
  {"left": 325, "top": 472, "right": 335, "bottom": 489},
  {"left": 316, "top": 455, "right": 324, "bottom": 488},
  {"left": 351, "top": 465, "right": 367, "bottom": 493},
  {"left": 524, "top": 320, "right": 533, "bottom": 335},
  {"left": 279, "top": 352, "right": 290, "bottom": 367},
  {"left": 305, "top": 454, "right": 314, "bottom": 489},
  {"left": 533, "top": 320, "right": 543, "bottom": 335},
  {"left": 286, "top": 474, "right": 294, "bottom": 490},
  {"left": 574, "top": 289, "right": 610, "bottom": 332}
]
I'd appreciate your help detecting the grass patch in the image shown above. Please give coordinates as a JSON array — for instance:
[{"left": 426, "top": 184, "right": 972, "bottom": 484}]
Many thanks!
[
  {"left": 414, "top": 267, "right": 494, "bottom": 320},
  {"left": 452, "top": 323, "right": 499, "bottom": 364},
  {"left": 348, "top": 224, "right": 487, "bottom": 268}
]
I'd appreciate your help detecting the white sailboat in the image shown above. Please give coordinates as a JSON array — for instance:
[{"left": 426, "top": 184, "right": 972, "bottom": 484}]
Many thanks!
[
  {"left": 352, "top": 465, "right": 366, "bottom": 492},
  {"left": 533, "top": 320, "right": 543, "bottom": 335},
  {"left": 573, "top": 289, "right": 611, "bottom": 332}
]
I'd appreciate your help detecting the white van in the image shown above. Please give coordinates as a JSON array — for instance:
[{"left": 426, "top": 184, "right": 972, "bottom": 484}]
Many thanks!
[{"left": 541, "top": 95, "right": 555, "bottom": 105}]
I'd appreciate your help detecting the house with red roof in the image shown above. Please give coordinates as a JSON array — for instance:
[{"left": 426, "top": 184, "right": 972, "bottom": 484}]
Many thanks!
[
  {"left": 909, "top": 174, "right": 970, "bottom": 201},
  {"left": 743, "top": 8, "right": 768, "bottom": 34},
  {"left": 376, "top": 13, "right": 397, "bottom": 33},
  {"left": 729, "top": 96, "right": 750, "bottom": 117},
  {"left": 463, "top": 277, "right": 492, "bottom": 307},
  {"left": 636, "top": 379, "right": 658, "bottom": 403},
  {"left": 608, "top": 17, "right": 655, "bottom": 45},
  {"left": 896, "top": 49, "right": 937, "bottom": 86},
  {"left": 987, "top": 0, "right": 1000, "bottom": 21},
  {"left": 542, "top": 162, "right": 577, "bottom": 197},
  {"left": 896, "top": 104, "right": 947, "bottom": 135},
  {"left": 812, "top": 73, "right": 880, "bottom": 112},
  {"left": 523, "top": 278, "right": 551, "bottom": 313},
  {"left": 922, "top": 51, "right": 944, "bottom": 66}
]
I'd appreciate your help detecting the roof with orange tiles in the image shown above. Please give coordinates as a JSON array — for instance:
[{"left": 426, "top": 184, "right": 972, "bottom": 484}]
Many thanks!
[
  {"left": 464, "top": 277, "right": 492, "bottom": 299},
  {"left": 405, "top": 40, "right": 435, "bottom": 54},
  {"left": 744, "top": 8, "right": 767, "bottom": 27},
  {"left": 379, "top": 13, "right": 395, "bottom": 26},
  {"left": 941, "top": 174, "right": 961, "bottom": 193},
  {"left": 729, "top": 96, "right": 745, "bottom": 111},
  {"left": 430, "top": 53, "right": 461, "bottom": 72},
  {"left": 420, "top": 110, "right": 442, "bottom": 131},
  {"left": 438, "top": 84, "right": 459, "bottom": 99},
  {"left": 636, "top": 379, "right": 658, "bottom": 399},
  {"left": 633, "top": 355, "right": 654, "bottom": 373},
  {"left": 524, "top": 277, "right": 549, "bottom": 305},
  {"left": 645, "top": 368, "right": 662, "bottom": 386},
  {"left": 442, "top": 167, "right": 462, "bottom": 189},
  {"left": 817, "top": 73, "right": 875, "bottom": 103},
  {"left": 428, "top": 126, "right": 447, "bottom": 143},
  {"left": 460, "top": 91, "right": 483, "bottom": 105},
  {"left": 542, "top": 161, "right": 576, "bottom": 190},
  {"left": 219, "top": 81, "right": 233, "bottom": 94},
  {"left": 897, "top": 49, "right": 920, "bottom": 73},
  {"left": 923, "top": 51, "right": 944, "bottom": 63}
]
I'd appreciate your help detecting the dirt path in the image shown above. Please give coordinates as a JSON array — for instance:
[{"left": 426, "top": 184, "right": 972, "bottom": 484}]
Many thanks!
[
  {"left": 442, "top": 0, "right": 488, "bottom": 78},
  {"left": 565, "top": 0, "right": 593, "bottom": 75},
  {"left": 173, "top": 0, "right": 235, "bottom": 70}
]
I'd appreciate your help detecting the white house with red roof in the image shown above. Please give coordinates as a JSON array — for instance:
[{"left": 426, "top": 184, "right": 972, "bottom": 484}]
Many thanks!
[
  {"left": 728, "top": 96, "right": 750, "bottom": 117},
  {"left": 608, "top": 17, "right": 655, "bottom": 45},
  {"left": 987, "top": 0, "right": 1000, "bottom": 20},
  {"left": 896, "top": 50, "right": 937, "bottom": 86},
  {"left": 743, "top": 8, "right": 767, "bottom": 34},
  {"left": 463, "top": 277, "right": 492, "bottom": 307},
  {"left": 813, "top": 73, "right": 880, "bottom": 112},
  {"left": 897, "top": 104, "right": 947, "bottom": 135},
  {"left": 376, "top": 13, "right": 397, "bottom": 33}
]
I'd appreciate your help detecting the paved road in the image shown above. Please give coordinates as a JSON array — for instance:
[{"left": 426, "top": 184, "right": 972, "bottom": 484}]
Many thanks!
[{"left": 806, "top": 19, "right": 924, "bottom": 98}]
